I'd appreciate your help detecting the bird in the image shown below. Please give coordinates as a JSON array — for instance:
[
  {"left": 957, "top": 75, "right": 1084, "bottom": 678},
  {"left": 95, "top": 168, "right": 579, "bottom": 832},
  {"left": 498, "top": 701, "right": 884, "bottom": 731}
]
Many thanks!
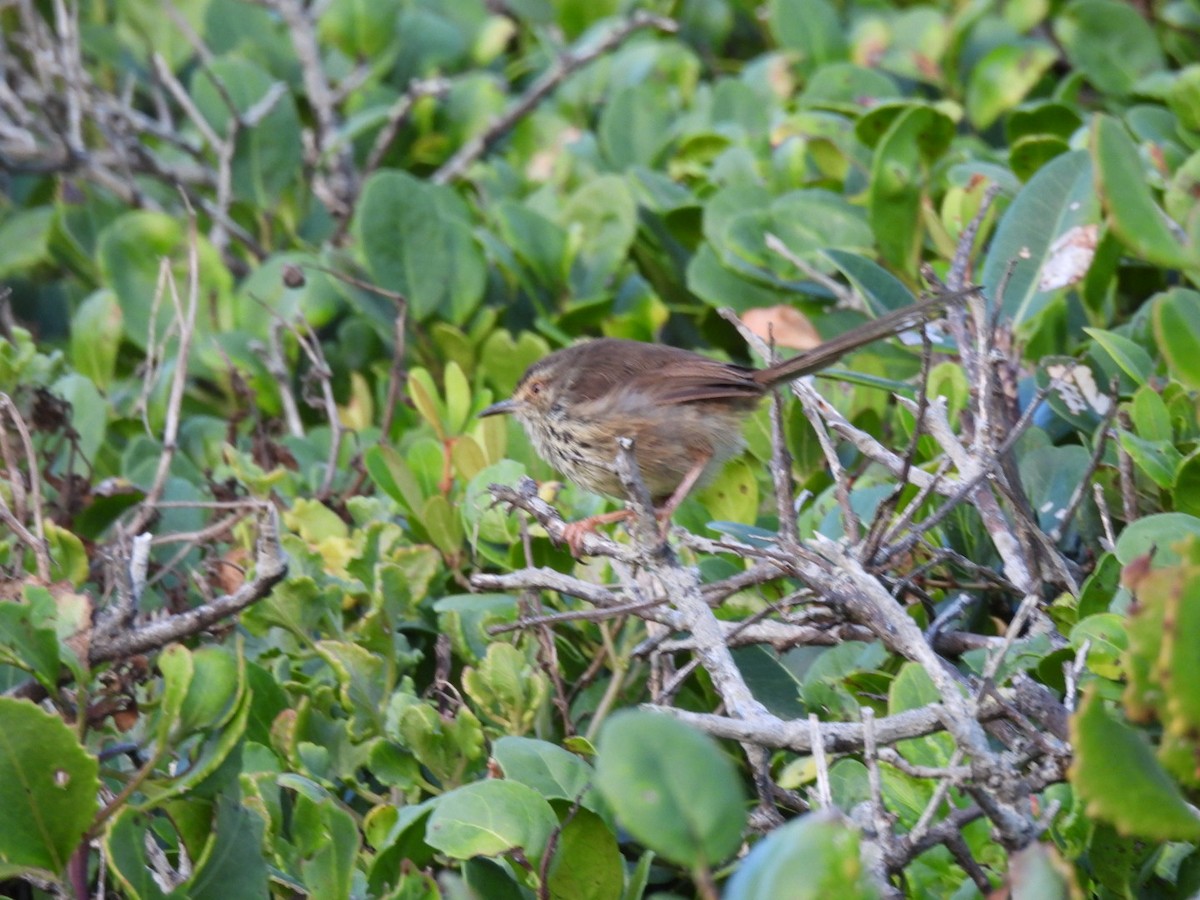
[{"left": 480, "top": 294, "right": 959, "bottom": 553}]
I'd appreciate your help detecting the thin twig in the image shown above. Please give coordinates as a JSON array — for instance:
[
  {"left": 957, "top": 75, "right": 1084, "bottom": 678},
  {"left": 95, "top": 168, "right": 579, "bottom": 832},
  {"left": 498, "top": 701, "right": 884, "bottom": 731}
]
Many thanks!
[{"left": 433, "top": 12, "right": 677, "bottom": 184}]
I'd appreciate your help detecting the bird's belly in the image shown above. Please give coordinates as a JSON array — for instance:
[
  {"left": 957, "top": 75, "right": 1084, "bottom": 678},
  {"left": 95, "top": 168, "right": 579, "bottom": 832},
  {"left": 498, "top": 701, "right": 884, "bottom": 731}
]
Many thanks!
[{"left": 525, "top": 403, "right": 749, "bottom": 502}]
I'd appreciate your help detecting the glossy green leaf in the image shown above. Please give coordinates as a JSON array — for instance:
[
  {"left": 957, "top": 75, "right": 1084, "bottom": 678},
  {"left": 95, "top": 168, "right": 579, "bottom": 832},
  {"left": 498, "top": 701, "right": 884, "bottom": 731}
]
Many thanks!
[
  {"left": 1082, "top": 328, "right": 1153, "bottom": 386},
  {"left": 96, "top": 211, "right": 233, "bottom": 353},
  {"left": 355, "top": 171, "right": 485, "bottom": 323},
  {"left": 1092, "top": 115, "right": 1194, "bottom": 270},
  {"left": 546, "top": 808, "right": 623, "bottom": 900},
  {"left": 868, "top": 105, "right": 955, "bottom": 277},
  {"left": 595, "top": 710, "right": 746, "bottom": 868},
  {"left": 182, "top": 797, "right": 270, "bottom": 900},
  {"left": 822, "top": 250, "right": 916, "bottom": 314},
  {"left": 176, "top": 645, "right": 244, "bottom": 736},
  {"left": 364, "top": 445, "right": 425, "bottom": 514},
  {"left": 1009, "top": 134, "right": 1071, "bottom": 182},
  {"left": 560, "top": 175, "right": 637, "bottom": 294},
  {"left": 0, "top": 207, "right": 56, "bottom": 277},
  {"left": 1119, "top": 431, "right": 1182, "bottom": 490},
  {"left": 190, "top": 57, "right": 302, "bottom": 205},
  {"left": 0, "top": 698, "right": 99, "bottom": 878},
  {"left": 68, "top": 290, "right": 122, "bottom": 390},
  {"left": 724, "top": 812, "right": 875, "bottom": 900},
  {"left": 696, "top": 457, "right": 758, "bottom": 527},
  {"left": 425, "top": 780, "right": 558, "bottom": 864},
  {"left": 1071, "top": 687, "right": 1200, "bottom": 841},
  {"left": 1115, "top": 512, "right": 1200, "bottom": 566},
  {"left": 1054, "top": 0, "right": 1165, "bottom": 96},
  {"left": 1174, "top": 452, "right": 1200, "bottom": 517},
  {"left": 291, "top": 791, "right": 358, "bottom": 900},
  {"left": 981, "top": 150, "right": 1096, "bottom": 325},
  {"left": 966, "top": 42, "right": 1057, "bottom": 130},
  {"left": 462, "top": 642, "right": 549, "bottom": 734},
  {"left": 767, "top": 0, "right": 846, "bottom": 70},
  {"left": 599, "top": 84, "right": 676, "bottom": 170},
  {"left": 104, "top": 808, "right": 171, "bottom": 900},
  {"left": 1153, "top": 288, "right": 1200, "bottom": 389}
]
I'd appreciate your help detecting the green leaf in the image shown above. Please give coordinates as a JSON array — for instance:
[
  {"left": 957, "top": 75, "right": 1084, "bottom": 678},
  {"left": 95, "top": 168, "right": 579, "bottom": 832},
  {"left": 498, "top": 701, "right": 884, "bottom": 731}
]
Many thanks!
[
  {"left": 1153, "top": 288, "right": 1200, "bottom": 390},
  {"left": 981, "top": 150, "right": 1096, "bottom": 325},
  {"left": 1174, "top": 452, "right": 1200, "bottom": 517},
  {"left": 766, "top": 0, "right": 846, "bottom": 70},
  {"left": 0, "top": 600, "right": 60, "bottom": 692},
  {"left": 1092, "top": 115, "right": 1194, "bottom": 270},
  {"left": 1084, "top": 331, "right": 1156, "bottom": 388},
  {"left": 0, "top": 697, "right": 99, "bottom": 879},
  {"left": 149, "top": 688, "right": 252, "bottom": 802},
  {"left": 40, "top": 524, "right": 86, "bottom": 589},
  {"left": 104, "top": 808, "right": 170, "bottom": 900},
  {"left": 822, "top": 250, "right": 916, "bottom": 315},
  {"left": 433, "top": 594, "right": 520, "bottom": 663},
  {"left": 868, "top": 105, "right": 955, "bottom": 277},
  {"left": 155, "top": 644, "right": 194, "bottom": 748},
  {"left": 317, "top": 0, "right": 403, "bottom": 57},
  {"left": 546, "top": 808, "right": 624, "bottom": 900},
  {"left": 724, "top": 812, "right": 875, "bottom": 900},
  {"left": 1008, "top": 844, "right": 1076, "bottom": 900},
  {"left": 889, "top": 663, "right": 955, "bottom": 768},
  {"left": 181, "top": 797, "right": 270, "bottom": 900},
  {"left": 1115, "top": 512, "right": 1200, "bottom": 566},
  {"left": 0, "top": 207, "right": 56, "bottom": 277},
  {"left": 1131, "top": 384, "right": 1172, "bottom": 442},
  {"left": 560, "top": 175, "right": 637, "bottom": 295},
  {"left": 1054, "top": 0, "right": 1165, "bottom": 96},
  {"left": 391, "top": 699, "right": 485, "bottom": 786},
  {"left": 492, "top": 736, "right": 596, "bottom": 806},
  {"left": 419, "top": 494, "right": 463, "bottom": 557},
  {"left": 1071, "top": 687, "right": 1200, "bottom": 841},
  {"left": 1159, "top": 550, "right": 1200, "bottom": 736},
  {"left": 176, "top": 645, "right": 244, "bottom": 737},
  {"left": 51, "top": 373, "right": 107, "bottom": 472},
  {"left": 732, "top": 646, "right": 806, "bottom": 718},
  {"left": 425, "top": 780, "right": 558, "bottom": 864},
  {"left": 1018, "top": 444, "right": 1093, "bottom": 532},
  {"left": 443, "top": 361, "right": 472, "bottom": 435},
  {"left": 965, "top": 42, "right": 1057, "bottom": 130},
  {"left": 1118, "top": 431, "right": 1182, "bottom": 490},
  {"left": 462, "top": 642, "right": 549, "bottom": 734},
  {"left": 290, "top": 791, "right": 358, "bottom": 900},
  {"left": 116, "top": 0, "right": 211, "bottom": 69},
  {"left": 364, "top": 445, "right": 425, "bottom": 514},
  {"left": 492, "top": 201, "right": 569, "bottom": 291},
  {"left": 315, "top": 641, "right": 390, "bottom": 738},
  {"left": 1009, "top": 135, "right": 1071, "bottom": 183},
  {"left": 595, "top": 710, "right": 746, "bottom": 868},
  {"left": 355, "top": 171, "right": 485, "bottom": 323},
  {"left": 696, "top": 458, "right": 758, "bottom": 527},
  {"left": 687, "top": 245, "right": 793, "bottom": 313},
  {"left": 96, "top": 211, "right": 233, "bottom": 353},
  {"left": 407, "top": 367, "right": 446, "bottom": 439},
  {"left": 69, "top": 290, "right": 123, "bottom": 390},
  {"left": 599, "top": 84, "right": 676, "bottom": 170},
  {"left": 190, "top": 57, "right": 302, "bottom": 205}
]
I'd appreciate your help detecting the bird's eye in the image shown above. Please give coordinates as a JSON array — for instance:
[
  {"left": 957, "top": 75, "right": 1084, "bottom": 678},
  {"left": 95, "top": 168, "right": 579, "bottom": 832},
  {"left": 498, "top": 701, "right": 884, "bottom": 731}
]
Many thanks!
[{"left": 530, "top": 382, "right": 542, "bottom": 395}]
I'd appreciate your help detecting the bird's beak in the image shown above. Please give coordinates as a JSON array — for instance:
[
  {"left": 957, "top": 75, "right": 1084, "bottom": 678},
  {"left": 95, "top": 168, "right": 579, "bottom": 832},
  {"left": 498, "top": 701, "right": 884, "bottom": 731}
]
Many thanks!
[{"left": 479, "top": 398, "right": 518, "bottom": 418}]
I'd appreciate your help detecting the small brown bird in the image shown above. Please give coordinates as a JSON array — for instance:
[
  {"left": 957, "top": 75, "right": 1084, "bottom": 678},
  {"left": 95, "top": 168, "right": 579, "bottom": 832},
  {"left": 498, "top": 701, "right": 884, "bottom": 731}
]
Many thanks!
[{"left": 481, "top": 295, "right": 956, "bottom": 552}]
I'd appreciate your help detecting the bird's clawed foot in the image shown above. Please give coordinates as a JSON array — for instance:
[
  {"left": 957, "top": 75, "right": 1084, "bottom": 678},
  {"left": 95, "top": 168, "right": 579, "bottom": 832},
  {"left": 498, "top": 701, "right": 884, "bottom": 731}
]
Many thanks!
[{"left": 559, "top": 509, "right": 633, "bottom": 557}]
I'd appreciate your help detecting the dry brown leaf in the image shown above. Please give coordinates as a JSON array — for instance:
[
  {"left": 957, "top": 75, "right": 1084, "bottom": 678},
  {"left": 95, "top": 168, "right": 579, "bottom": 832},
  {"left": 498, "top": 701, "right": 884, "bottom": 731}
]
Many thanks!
[{"left": 741, "top": 305, "right": 822, "bottom": 351}]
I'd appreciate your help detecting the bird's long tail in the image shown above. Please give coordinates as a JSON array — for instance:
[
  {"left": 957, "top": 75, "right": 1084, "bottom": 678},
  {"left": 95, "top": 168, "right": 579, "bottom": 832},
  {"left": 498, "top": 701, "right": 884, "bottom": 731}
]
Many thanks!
[{"left": 752, "top": 288, "right": 976, "bottom": 387}]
